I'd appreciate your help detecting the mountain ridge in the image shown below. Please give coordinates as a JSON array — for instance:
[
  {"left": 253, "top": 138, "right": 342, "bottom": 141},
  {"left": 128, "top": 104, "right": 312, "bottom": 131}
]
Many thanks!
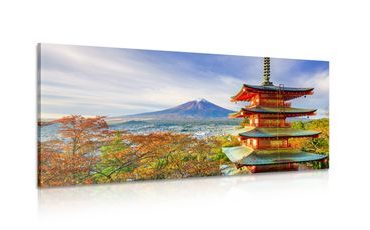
[{"left": 119, "top": 98, "right": 234, "bottom": 120}]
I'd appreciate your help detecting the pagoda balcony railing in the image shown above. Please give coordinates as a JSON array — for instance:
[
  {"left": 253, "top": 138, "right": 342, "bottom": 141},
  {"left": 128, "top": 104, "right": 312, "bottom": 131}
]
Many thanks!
[
  {"left": 248, "top": 102, "right": 291, "bottom": 108},
  {"left": 251, "top": 123, "right": 291, "bottom": 128},
  {"left": 259, "top": 102, "right": 291, "bottom": 107},
  {"left": 248, "top": 144, "right": 293, "bottom": 150}
]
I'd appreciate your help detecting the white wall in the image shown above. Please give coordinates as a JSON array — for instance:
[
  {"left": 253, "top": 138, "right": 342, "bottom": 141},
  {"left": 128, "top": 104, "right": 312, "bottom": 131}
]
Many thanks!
[{"left": 1, "top": 1, "right": 369, "bottom": 229}]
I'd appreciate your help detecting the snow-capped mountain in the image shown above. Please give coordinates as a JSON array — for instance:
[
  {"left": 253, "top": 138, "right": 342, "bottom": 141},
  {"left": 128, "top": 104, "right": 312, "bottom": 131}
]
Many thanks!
[{"left": 121, "top": 98, "right": 234, "bottom": 120}]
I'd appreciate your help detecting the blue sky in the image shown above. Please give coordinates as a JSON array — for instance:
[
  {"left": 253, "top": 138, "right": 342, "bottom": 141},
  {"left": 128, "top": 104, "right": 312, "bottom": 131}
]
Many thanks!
[{"left": 40, "top": 44, "right": 329, "bottom": 119}]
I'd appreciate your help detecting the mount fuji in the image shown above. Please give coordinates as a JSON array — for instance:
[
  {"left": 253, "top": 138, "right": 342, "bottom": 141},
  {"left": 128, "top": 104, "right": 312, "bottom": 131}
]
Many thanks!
[{"left": 120, "top": 98, "right": 234, "bottom": 120}]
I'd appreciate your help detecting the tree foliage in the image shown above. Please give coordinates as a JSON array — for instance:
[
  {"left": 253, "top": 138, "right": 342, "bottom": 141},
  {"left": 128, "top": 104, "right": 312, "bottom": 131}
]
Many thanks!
[
  {"left": 55, "top": 115, "right": 110, "bottom": 155},
  {"left": 93, "top": 132, "right": 229, "bottom": 183},
  {"left": 290, "top": 118, "right": 329, "bottom": 155},
  {"left": 38, "top": 116, "right": 330, "bottom": 187},
  {"left": 38, "top": 115, "right": 111, "bottom": 187},
  {"left": 38, "top": 116, "right": 232, "bottom": 187}
]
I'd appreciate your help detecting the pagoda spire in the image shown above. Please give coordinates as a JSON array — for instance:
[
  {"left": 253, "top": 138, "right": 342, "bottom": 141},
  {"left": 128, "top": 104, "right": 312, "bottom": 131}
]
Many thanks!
[{"left": 261, "top": 57, "right": 273, "bottom": 86}]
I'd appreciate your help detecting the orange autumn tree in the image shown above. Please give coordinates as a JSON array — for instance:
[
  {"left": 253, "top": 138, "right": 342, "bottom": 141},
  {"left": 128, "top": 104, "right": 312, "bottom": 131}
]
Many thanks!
[
  {"left": 38, "top": 115, "right": 111, "bottom": 187},
  {"left": 93, "top": 132, "right": 230, "bottom": 183},
  {"left": 38, "top": 145, "right": 99, "bottom": 187},
  {"left": 57, "top": 115, "right": 110, "bottom": 155},
  {"left": 39, "top": 116, "right": 235, "bottom": 187}
]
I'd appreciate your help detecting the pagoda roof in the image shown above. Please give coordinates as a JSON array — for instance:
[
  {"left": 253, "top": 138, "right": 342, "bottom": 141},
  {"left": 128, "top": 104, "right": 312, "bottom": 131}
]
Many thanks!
[
  {"left": 222, "top": 146, "right": 327, "bottom": 165},
  {"left": 244, "top": 84, "right": 313, "bottom": 92},
  {"left": 229, "top": 106, "right": 317, "bottom": 118},
  {"left": 239, "top": 127, "right": 321, "bottom": 138},
  {"left": 231, "top": 84, "right": 314, "bottom": 102},
  {"left": 226, "top": 126, "right": 255, "bottom": 136},
  {"left": 222, "top": 145, "right": 255, "bottom": 162}
]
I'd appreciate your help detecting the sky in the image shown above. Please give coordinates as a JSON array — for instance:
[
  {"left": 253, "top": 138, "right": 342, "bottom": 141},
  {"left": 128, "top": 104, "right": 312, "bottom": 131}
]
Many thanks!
[{"left": 39, "top": 44, "right": 329, "bottom": 119}]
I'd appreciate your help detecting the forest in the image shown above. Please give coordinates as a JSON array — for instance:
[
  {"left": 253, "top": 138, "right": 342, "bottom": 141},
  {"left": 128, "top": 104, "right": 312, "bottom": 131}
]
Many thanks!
[{"left": 38, "top": 116, "right": 329, "bottom": 187}]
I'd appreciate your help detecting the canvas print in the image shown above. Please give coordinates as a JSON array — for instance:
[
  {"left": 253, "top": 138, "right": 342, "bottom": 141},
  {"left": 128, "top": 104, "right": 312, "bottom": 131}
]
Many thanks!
[{"left": 37, "top": 44, "right": 329, "bottom": 187}]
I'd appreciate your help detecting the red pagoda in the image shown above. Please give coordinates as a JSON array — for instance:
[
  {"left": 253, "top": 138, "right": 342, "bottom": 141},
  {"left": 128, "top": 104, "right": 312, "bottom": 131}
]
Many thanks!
[{"left": 222, "top": 57, "right": 327, "bottom": 173}]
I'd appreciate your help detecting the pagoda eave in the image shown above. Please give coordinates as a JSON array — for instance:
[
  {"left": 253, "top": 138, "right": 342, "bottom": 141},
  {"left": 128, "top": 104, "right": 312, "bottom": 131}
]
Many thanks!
[
  {"left": 222, "top": 146, "right": 327, "bottom": 166},
  {"left": 239, "top": 134, "right": 320, "bottom": 139},
  {"left": 243, "top": 84, "right": 314, "bottom": 93},
  {"left": 230, "top": 84, "right": 314, "bottom": 102},
  {"left": 238, "top": 128, "right": 321, "bottom": 139},
  {"left": 237, "top": 152, "right": 327, "bottom": 166},
  {"left": 230, "top": 108, "right": 317, "bottom": 118}
]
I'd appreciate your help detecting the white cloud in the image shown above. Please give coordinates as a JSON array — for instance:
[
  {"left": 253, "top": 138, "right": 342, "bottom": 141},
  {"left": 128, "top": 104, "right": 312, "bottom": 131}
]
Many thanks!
[
  {"left": 39, "top": 44, "right": 329, "bottom": 119},
  {"left": 40, "top": 44, "right": 244, "bottom": 118}
]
